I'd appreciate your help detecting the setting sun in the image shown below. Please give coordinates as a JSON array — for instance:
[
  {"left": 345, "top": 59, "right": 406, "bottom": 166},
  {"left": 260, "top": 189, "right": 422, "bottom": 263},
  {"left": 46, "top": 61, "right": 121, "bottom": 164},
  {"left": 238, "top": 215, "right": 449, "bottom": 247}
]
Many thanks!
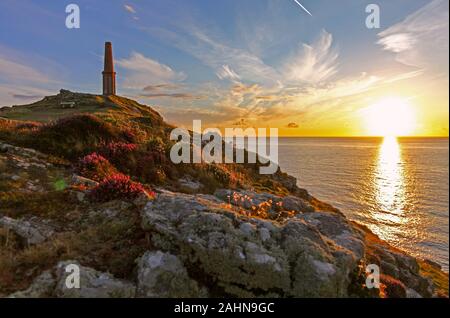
[{"left": 362, "top": 97, "right": 416, "bottom": 136}]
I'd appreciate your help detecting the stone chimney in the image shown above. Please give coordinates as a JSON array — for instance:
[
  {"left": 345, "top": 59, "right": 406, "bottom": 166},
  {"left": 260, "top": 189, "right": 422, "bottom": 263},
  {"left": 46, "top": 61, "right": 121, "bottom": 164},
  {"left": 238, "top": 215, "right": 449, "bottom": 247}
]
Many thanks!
[{"left": 102, "top": 42, "right": 116, "bottom": 95}]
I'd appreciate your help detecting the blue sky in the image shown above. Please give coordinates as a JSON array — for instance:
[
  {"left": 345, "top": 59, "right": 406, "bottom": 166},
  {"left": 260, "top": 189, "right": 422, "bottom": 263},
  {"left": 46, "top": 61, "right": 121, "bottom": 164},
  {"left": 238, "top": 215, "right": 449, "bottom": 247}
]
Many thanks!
[{"left": 0, "top": 0, "right": 448, "bottom": 135}]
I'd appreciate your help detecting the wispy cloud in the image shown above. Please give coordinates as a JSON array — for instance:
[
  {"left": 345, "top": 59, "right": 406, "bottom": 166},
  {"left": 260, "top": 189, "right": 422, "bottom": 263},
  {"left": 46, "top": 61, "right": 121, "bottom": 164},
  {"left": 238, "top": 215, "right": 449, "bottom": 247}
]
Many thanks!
[
  {"left": 0, "top": 84, "right": 54, "bottom": 107},
  {"left": 0, "top": 46, "right": 62, "bottom": 106},
  {"left": 216, "top": 65, "right": 241, "bottom": 82},
  {"left": 117, "top": 52, "right": 186, "bottom": 89},
  {"left": 0, "top": 54, "right": 52, "bottom": 84},
  {"left": 124, "top": 4, "right": 136, "bottom": 14},
  {"left": 148, "top": 24, "right": 341, "bottom": 89},
  {"left": 378, "top": 0, "right": 449, "bottom": 75},
  {"left": 143, "top": 20, "right": 412, "bottom": 131},
  {"left": 283, "top": 30, "right": 339, "bottom": 84},
  {"left": 11, "top": 93, "right": 43, "bottom": 100},
  {"left": 141, "top": 92, "right": 205, "bottom": 100},
  {"left": 147, "top": 26, "right": 280, "bottom": 85},
  {"left": 142, "top": 83, "right": 182, "bottom": 92}
]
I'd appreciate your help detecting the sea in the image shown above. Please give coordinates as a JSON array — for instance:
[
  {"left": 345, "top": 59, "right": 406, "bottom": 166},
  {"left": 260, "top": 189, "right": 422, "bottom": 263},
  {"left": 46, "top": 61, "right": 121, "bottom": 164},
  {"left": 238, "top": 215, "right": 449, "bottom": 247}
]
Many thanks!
[{"left": 277, "top": 137, "right": 449, "bottom": 271}]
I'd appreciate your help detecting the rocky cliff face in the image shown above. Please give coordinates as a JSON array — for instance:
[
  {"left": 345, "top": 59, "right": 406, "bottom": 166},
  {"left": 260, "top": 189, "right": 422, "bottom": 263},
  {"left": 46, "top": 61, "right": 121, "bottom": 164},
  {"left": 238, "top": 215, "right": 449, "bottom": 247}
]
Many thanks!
[
  {"left": 0, "top": 91, "right": 447, "bottom": 298},
  {"left": 1, "top": 141, "right": 446, "bottom": 298}
]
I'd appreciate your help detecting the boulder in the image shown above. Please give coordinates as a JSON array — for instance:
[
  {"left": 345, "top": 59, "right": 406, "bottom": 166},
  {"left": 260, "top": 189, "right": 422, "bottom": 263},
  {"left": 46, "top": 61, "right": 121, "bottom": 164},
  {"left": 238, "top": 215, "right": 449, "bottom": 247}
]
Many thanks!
[
  {"left": 0, "top": 216, "right": 55, "bottom": 245},
  {"left": 136, "top": 251, "right": 207, "bottom": 298},
  {"left": 54, "top": 261, "right": 136, "bottom": 298},
  {"left": 8, "top": 261, "right": 136, "bottom": 298},
  {"left": 141, "top": 191, "right": 361, "bottom": 297},
  {"left": 8, "top": 271, "right": 56, "bottom": 298},
  {"left": 365, "top": 241, "right": 434, "bottom": 297},
  {"left": 178, "top": 177, "right": 202, "bottom": 191},
  {"left": 299, "top": 212, "right": 365, "bottom": 260}
]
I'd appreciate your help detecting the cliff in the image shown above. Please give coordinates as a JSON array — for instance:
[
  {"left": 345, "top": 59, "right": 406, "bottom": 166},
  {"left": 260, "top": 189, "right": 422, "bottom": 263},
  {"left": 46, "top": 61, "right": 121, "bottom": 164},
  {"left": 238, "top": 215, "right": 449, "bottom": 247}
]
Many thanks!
[{"left": 0, "top": 91, "right": 447, "bottom": 298}]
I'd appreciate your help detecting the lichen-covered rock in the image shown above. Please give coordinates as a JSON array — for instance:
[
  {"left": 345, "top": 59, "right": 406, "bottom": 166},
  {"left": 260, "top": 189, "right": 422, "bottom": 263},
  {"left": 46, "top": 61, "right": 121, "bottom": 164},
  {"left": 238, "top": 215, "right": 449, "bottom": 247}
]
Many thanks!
[
  {"left": 141, "top": 191, "right": 361, "bottom": 297},
  {"left": 214, "top": 189, "right": 315, "bottom": 215},
  {"left": 364, "top": 235, "right": 435, "bottom": 297},
  {"left": 136, "top": 251, "right": 207, "bottom": 298},
  {"left": 0, "top": 142, "right": 52, "bottom": 170},
  {"left": 178, "top": 177, "right": 202, "bottom": 191},
  {"left": 8, "top": 271, "right": 56, "bottom": 298},
  {"left": 299, "top": 212, "right": 365, "bottom": 260},
  {"left": 54, "top": 261, "right": 136, "bottom": 298},
  {"left": 0, "top": 216, "right": 55, "bottom": 245},
  {"left": 406, "top": 288, "right": 422, "bottom": 298}
]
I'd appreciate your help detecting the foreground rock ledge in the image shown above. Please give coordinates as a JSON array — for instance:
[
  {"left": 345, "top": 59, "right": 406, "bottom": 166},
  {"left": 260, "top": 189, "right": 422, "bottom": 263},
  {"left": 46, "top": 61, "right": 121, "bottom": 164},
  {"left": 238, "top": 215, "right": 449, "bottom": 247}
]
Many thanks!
[{"left": 139, "top": 190, "right": 435, "bottom": 298}]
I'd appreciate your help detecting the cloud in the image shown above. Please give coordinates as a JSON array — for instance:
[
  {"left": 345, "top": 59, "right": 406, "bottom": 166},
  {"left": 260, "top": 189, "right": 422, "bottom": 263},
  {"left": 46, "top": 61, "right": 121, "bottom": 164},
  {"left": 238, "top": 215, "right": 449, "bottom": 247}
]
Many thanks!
[
  {"left": 145, "top": 21, "right": 340, "bottom": 88},
  {"left": 117, "top": 52, "right": 186, "bottom": 89},
  {"left": 255, "top": 95, "right": 275, "bottom": 100},
  {"left": 287, "top": 122, "right": 300, "bottom": 128},
  {"left": 231, "top": 83, "right": 261, "bottom": 95},
  {"left": 11, "top": 93, "right": 43, "bottom": 100},
  {"left": 0, "top": 84, "right": 53, "bottom": 107},
  {"left": 146, "top": 26, "right": 280, "bottom": 85},
  {"left": 139, "top": 12, "right": 440, "bottom": 134},
  {"left": 283, "top": 30, "right": 339, "bottom": 83},
  {"left": 124, "top": 4, "right": 136, "bottom": 14},
  {"left": 0, "top": 46, "right": 62, "bottom": 106},
  {"left": 140, "top": 82, "right": 202, "bottom": 101},
  {"left": 189, "top": 29, "right": 279, "bottom": 83},
  {"left": 377, "top": 0, "right": 449, "bottom": 74},
  {"left": 141, "top": 92, "right": 205, "bottom": 100},
  {"left": 216, "top": 65, "right": 241, "bottom": 82},
  {"left": 232, "top": 118, "right": 250, "bottom": 127},
  {"left": 142, "top": 83, "right": 181, "bottom": 92},
  {"left": 0, "top": 55, "right": 52, "bottom": 84}
]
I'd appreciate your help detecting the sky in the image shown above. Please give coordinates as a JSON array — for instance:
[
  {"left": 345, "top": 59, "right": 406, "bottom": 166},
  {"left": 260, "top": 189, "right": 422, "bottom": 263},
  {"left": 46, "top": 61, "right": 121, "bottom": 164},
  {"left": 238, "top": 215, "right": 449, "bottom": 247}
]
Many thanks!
[{"left": 0, "top": 0, "right": 448, "bottom": 136}]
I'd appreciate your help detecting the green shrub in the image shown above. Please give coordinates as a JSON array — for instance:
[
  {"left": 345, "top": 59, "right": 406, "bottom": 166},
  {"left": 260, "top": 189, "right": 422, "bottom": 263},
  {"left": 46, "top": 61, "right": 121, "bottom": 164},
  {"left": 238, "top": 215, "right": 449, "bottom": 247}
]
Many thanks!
[{"left": 31, "top": 114, "right": 122, "bottom": 159}]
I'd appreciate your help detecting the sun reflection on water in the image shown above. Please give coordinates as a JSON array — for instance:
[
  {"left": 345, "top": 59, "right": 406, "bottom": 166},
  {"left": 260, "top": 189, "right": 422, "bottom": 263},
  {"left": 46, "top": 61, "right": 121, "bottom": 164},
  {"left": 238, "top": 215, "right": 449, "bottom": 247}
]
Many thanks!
[{"left": 372, "top": 136, "right": 407, "bottom": 237}]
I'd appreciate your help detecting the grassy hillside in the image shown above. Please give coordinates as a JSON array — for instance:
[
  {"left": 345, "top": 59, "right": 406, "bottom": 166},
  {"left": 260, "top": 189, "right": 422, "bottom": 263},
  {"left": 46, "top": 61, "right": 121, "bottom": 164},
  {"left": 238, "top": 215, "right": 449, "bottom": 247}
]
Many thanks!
[
  {"left": 0, "top": 89, "right": 163, "bottom": 124},
  {"left": 0, "top": 89, "right": 299, "bottom": 196},
  {"left": 0, "top": 90, "right": 447, "bottom": 298}
]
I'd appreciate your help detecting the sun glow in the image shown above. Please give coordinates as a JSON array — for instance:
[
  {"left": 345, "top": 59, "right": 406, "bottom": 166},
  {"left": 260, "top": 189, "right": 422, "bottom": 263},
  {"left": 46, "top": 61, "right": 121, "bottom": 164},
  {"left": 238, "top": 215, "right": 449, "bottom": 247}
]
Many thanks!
[{"left": 363, "top": 97, "right": 416, "bottom": 137}]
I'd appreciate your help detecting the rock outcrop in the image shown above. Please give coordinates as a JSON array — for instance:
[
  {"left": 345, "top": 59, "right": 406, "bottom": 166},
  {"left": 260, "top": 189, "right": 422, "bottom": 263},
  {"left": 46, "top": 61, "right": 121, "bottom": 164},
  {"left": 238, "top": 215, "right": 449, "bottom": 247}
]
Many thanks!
[
  {"left": 8, "top": 261, "right": 136, "bottom": 298},
  {"left": 8, "top": 271, "right": 56, "bottom": 298},
  {"left": 138, "top": 190, "right": 440, "bottom": 297},
  {"left": 0, "top": 216, "right": 55, "bottom": 245},
  {"left": 139, "top": 191, "right": 357, "bottom": 297},
  {"left": 1, "top": 137, "right": 447, "bottom": 298},
  {"left": 136, "top": 251, "right": 207, "bottom": 298},
  {"left": 54, "top": 261, "right": 136, "bottom": 298}
]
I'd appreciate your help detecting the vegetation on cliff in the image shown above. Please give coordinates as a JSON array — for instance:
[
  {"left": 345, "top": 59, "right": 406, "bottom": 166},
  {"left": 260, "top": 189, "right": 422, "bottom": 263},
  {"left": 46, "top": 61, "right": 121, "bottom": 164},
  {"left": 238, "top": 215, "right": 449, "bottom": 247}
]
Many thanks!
[{"left": 0, "top": 90, "right": 447, "bottom": 298}]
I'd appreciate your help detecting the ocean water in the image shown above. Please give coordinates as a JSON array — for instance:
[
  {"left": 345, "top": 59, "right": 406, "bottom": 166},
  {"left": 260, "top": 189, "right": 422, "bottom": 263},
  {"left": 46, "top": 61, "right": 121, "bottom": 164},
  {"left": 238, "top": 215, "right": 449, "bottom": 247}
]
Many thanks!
[{"left": 277, "top": 137, "right": 449, "bottom": 271}]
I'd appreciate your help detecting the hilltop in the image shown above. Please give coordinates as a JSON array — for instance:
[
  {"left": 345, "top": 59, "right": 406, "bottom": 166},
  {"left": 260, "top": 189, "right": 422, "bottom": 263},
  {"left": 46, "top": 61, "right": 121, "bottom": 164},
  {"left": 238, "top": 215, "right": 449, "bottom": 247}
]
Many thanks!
[
  {"left": 0, "top": 91, "right": 447, "bottom": 298},
  {"left": 0, "top": 89, "right": 163, "bottom": 124}
]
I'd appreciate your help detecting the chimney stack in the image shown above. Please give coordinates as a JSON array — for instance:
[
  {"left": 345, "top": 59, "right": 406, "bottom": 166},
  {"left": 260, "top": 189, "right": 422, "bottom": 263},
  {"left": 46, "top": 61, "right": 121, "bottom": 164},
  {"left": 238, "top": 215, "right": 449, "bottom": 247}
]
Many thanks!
[{"left": 102, "top": 42, "right": 116, "bottom": 95}]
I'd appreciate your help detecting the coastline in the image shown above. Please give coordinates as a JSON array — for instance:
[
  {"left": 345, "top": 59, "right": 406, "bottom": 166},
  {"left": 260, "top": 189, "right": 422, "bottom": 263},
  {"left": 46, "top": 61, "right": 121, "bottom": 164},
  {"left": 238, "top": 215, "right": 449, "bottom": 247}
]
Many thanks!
[
  {"left": 277, "top": 136, "right": 449, "bottom": 272},
  {"left": 0, "top": 92, "right": 448, "bottom": 298},
  {"left": 0, "top": 140, "right": 447, "bottom": 298}
]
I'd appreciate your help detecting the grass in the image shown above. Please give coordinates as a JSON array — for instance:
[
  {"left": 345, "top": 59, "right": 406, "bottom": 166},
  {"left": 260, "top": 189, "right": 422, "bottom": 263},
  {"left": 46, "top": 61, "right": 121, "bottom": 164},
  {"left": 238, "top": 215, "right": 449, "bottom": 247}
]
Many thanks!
[
  {"left": 0, "top": 91, "right": 163, "bottom": 124},
  {"left": 2, "top": 90, "right": 446, "bottom": 298},
  {"left": 0, "top": 213, "right": 151, "bottom": 295}
]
